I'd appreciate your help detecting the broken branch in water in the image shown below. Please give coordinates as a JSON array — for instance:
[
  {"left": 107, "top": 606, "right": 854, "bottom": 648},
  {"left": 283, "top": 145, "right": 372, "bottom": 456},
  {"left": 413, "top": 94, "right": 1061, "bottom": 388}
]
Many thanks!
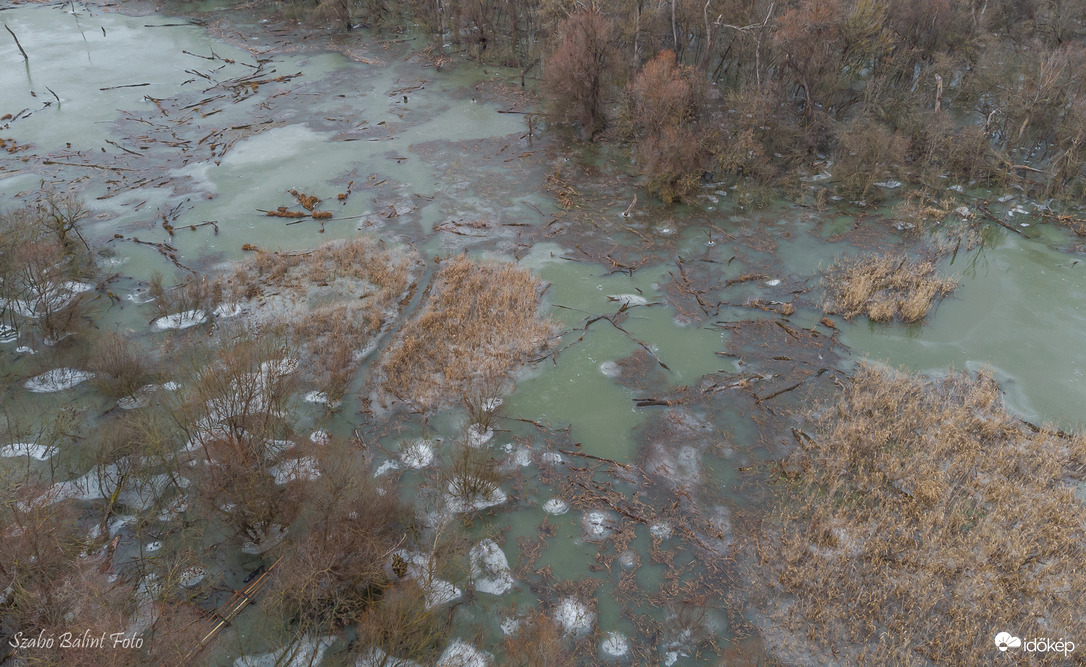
[{"left": 5, "top": 24, "right": 27, "bottom": 61}]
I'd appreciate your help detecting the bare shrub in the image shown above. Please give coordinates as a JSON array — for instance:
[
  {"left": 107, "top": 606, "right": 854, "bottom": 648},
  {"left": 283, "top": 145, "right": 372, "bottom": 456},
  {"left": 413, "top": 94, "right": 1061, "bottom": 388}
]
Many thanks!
[
  {"left": 353, "top": 582, "right": 450, "bottom": 664},
  {"left": 758, "top": 364, "right": 1086, "bottom": 664},
  {"left": 379, "top": 255, "right": 555, "bottom": 412},
  {"left": 444, "top": 447, "right": 502, "bottom": 511},
  {"left": 90, "top": 332, "right": 156, "bottom": 400},
  {"left": 264, "top": 440, "right": 409, "bottom": 631},
  {"left": 544, "top": 10, "right": 616, "bottom": 140},
  {"left": 833, "top": 116, "right": 910, "bottom": 200},
  {"left": 499, "top": 611, "right": 570, "bottom": 666},
  {"left": 149, "top": 271, "right": 222, "bottom": 321},
  {"left": 822, "top": 253, "right": 956, "bottom": 322},
  {"left": 178, "top": 337, "right": 301, "bottom": 544},
  {"left": 630, "top": 50, "right": 709, "bottom": 202}
]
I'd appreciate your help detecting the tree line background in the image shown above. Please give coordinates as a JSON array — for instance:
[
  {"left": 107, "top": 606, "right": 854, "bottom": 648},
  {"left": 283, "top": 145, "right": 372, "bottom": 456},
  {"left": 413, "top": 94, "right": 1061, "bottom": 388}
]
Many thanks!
[{"left": 340, "top": 0, "right": 1086, "bottom": 204}]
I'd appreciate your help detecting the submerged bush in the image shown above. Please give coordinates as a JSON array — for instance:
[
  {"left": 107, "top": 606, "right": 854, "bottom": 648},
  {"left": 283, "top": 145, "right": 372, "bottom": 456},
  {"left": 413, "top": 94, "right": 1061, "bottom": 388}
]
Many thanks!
[{"left": 822, "top": 253, "right": 956, "bottom": 322}]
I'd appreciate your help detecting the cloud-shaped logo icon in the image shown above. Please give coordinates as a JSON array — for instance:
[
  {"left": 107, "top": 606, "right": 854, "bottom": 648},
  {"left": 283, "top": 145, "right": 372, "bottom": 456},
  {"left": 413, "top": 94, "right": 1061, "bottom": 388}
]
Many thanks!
[{"left": 995, "top": 632, "right": 1022, "bottom": 652}]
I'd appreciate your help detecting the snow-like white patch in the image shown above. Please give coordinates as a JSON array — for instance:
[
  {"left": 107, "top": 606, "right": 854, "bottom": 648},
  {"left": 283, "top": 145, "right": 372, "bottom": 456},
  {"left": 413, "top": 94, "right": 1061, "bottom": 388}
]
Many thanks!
[
  {"left": 601, "top": 632, "right": 630, "bottom": 658},
  {"left": 1, "top": 443, "right": 56, "bottom": 460},
  {"left": 499, "top": 617, "right": 521, "bottom": 636},
  {"left": 607, "top": 293, "right": 648, "bottom": 307},
  {"left": 309, "top": 430, "right": 330, "bottom": 445},
  {"left": 15, "top": 346, "right": 34, "bottom": 354},
  {"left": 543, "top": 498, "right": 569, "bottom": 515},
  {"left": 25, "top": 368, "right": 94, "bottom": 392},
  {"left": 423, "top": 578, "right": 462, "bottom": 609},
  {"left": 649, "top": 522, "right": 673, "bottom": 539},
  {"left": 234, "top": 636, "right": 334, "bottom": 667},
  {"left": 354, "top": 647, "right": 422, "bottom": 667},
  {"left": 152, "top": 310, "right": 207, "bottom": 330},
  {"left": 241, "top": 524, "right": 287, "bottom": 555},
  {"left": 374, "top": 459, "right": 401, "bottom": 477},
  {"left": 466, "top": 424, "right": 493, "bottom": 447},
  {"left": 997, "top": 193, "right": 1015, "bottom": 203},
  {"left": 764, "top": 279, "right": 781, "bottom": 287},
  {"left": 271, "top": 457, "right": 320, "bottom": 485},
  {"left": 599, "top": 360, "right": 621, "bottom": 377},
  {"left": 213, "top": 303, "right": 243, "bottom": 318},
  {"left": 501, "top": 442, "right": 532, "bottom": 467},
  {"left": 400, "top": 440, "right": 434, "bottom": 469},
  {"left": 0, "top": 325, "right": 17, "bottom": 344},
  {"left": 161, "top": 381, "right": 181, "bottom": 391},
  {"left": 470, "top": 539, "right": 515, "bottom": 595},
  {"left": 436, "top": 640, "right": 489, "bottom": 667},
  {"left": 541, "top": 451, "right": 565, "bottom": 466},
  {"left": 145, "top": 541, "right": 162, "bottom": 553},
  {"left": 303, "top": 390, "right": 341, "bottom": 408},
  {"left": 481, "top": 397, "right": 503, "bottom": 412},
  {"left": 261, "top": 357, "right": 298, "bottom": 378},
  {"left": 874, "top": 180, "right": 902, "bottom": 189},
  {"left": 948, "top": 184, "right": 965, "bottom": 193},
  {"left": 445, "top": 483, "right": 506, "bottom": 514},
  {"left": 582, "top": 510, "right": 616, "bottom": 539},
  {"left": 555, "top": 597, "right": 595, "bottom": 636},
  {"left": 179, "top": 567, "right": 206, "bottom": 588}
]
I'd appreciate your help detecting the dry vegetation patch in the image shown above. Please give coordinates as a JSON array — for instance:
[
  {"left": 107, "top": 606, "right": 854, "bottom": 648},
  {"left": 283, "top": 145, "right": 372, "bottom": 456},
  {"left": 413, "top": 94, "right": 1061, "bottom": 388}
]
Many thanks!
[
  {"left": 822, "top": 253, "right": 956, "bottom": 322},
  {"left": 378, "top": 255, "right": 555, "bottom": 411},
  {"left": 758, "top": 364, "right": 1086, "bottom": 664},
  {"left": 221, "top": 238, "right": 417, "bottom": 402}
]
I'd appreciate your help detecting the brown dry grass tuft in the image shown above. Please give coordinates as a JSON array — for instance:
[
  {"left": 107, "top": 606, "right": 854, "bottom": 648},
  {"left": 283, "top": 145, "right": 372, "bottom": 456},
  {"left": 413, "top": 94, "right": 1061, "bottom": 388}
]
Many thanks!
[
  {"left": 222, "top": 237, "right": 416, "bottom": 403},
  {"left": 378, "top": 255, "right": 555, "bottom": 411},
  {"left": 759, "top": 363, "right": 1086, "bottom": 664},
  {"left": 822, "top": 253, "right": 956, "bottom": 322}
]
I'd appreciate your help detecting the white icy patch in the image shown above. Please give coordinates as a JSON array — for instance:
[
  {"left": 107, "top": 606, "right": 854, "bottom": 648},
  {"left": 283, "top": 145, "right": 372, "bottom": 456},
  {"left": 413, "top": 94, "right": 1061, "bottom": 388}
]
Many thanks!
[
  {"left": 607, "top": 293, "right": 648, "bottom": 307},
  {"left": 948, "top": 184, "right": 964, "bottom": 193},
  {"left": 179, "top": 567, "right": 206, "bottom": 588},
  {"left": 303, "top": 391, "right": 340, "bottom": 408},
  {"left": 874, "top": 180, "right": 902, "bottom": 189},
  {"left": 444, "top": 483, "right": 506, "bottom": 513},
  {"left": 213, "top": 303, "right": 243, "bottom": 319},
  {"left": 0, "top": 325, "right": 17, "bottom": 344},
  {"left": 466, "top": 424, "right": 493, "bottom": 447},
  {"left": 764, "top": 279, "right": 780, "bottom": 286},
  {"left": 649, "top": 522, "right": 673, "bottom": 539},
  {"left": 374, "top": 459, "right": 401, "bottom": 477},
  {"left": 354, "top": 647, "right": 422, "bottom": 667},
  {"left": 954, "top": 206, "right": 972, "bottom": 218},
  {"left": 436, "top": 640, "right": 489, "bottom": 667},
  {"left": 541, "top": 451, "right": 565, "bottom": 466},
  {"left": 271, "top": 457, "right": 320, "bottom": 485},
  {"left": 241, "top": 524, "right": 288, "bottom": 555},
  {"left": 582, "top": 510, "right": 616, "bottom": 540},
  {"left": 25, "top": 368, "right": 94, "bottom": 392},
  {"left": 543, "top": 498, "right": 569, "bottom": 515},
  {"left": 601, "top": 632, "right": 630, "bottom": 658},
  {"left": 152, "top": 310, "right": 207, "bottom": 330},
  {"left": 261, "top": 357, "right": 298, "bottom": 378},
  {"left": 599, "top": 360, "right": 621, "bottom": 377},
  {"left": 501, "top": 442, "right": 532, "bottom": 467},
  {"left": 1, "top": 443, "right": 56, "bottom": 460},
  {"left": 145, "top": 540, "right": 162, "bottom": 553},
  {"left": 481, "top": 397, "right": 503, "bottom": 412},
  {"left": 234, "top": 636, "right": 334, "bottom": 667},
  {"left": 423, "top": 578, "right": 462, "bottom": 609},
  {"left": 470, "top": 539, "right": 515, "bottom": 595},
  {"left": 14, "top": 346, "right": 34, "bottom": 354},
  {"left": 309, "top": 430, "right": 330, "bottom": 445},
  {"left": 400, "top": 440, "right": 434, "bottom": 469},
  {"left": 499, "top": 617, "right": 521, "bottom": 636},
  {"left": 555, "top": 597, "right": 595, "bottom": 636}
]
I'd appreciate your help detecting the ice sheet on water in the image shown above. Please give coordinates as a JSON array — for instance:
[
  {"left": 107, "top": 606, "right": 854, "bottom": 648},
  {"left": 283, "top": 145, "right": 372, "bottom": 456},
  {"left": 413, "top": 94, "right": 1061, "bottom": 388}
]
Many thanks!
[{"left": 25, "top": 368, "right": 94, "bottom": 392}]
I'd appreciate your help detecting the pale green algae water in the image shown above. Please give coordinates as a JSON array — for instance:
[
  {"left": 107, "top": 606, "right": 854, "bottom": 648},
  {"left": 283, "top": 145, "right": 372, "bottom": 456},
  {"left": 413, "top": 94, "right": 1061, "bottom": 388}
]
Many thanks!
[{"left": 3, "top": 2, "right": 1086, "bottom": 665}]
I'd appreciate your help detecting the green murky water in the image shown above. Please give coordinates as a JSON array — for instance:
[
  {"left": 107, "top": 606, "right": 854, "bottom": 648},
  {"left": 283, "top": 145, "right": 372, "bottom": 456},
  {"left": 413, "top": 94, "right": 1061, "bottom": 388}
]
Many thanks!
[{"left": 3, "top": 3, "right": 1085, "bottom": 665}]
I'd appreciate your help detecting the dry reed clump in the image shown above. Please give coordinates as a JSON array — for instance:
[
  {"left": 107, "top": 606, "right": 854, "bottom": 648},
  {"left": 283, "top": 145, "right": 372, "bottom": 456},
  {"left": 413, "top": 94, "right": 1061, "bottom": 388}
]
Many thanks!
[
  {"left": 222, "top": 238, "right": 416, "bottom": 403},
  {"left": 822, "top": 253, "right": 956, "bottom": 322},
  {"left": 378, "top": 255, "right": 555, "bottom": 412},
  {"left": 760, "top": 363, "right": 1086, "bottom": 665}
]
